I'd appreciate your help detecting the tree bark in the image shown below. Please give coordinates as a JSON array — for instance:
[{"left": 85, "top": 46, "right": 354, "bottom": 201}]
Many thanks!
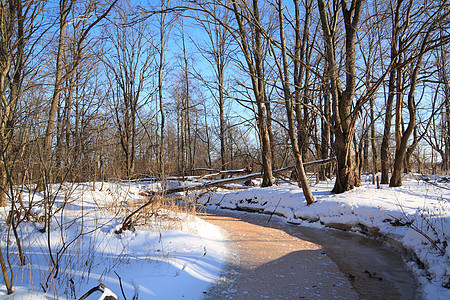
[
  {"left": 0, "top": 246, "right": 12, "bottom": 294},
  {"left": 320, "top": 66, "right": 331, "bottom": 180},
  {"left": 42, "top": 0, "right": 70, "bottom": 185},
  {"left": 445, "top": 77, "right": 450, "bottom": 174},
  {"left": 294, "top": 0, "right": 311, "bottom": 153},
  {"left": 380, "top": 0, "right": 403, "bottom": 184},
  {"left": 158, "top": 22, "right": 166, "bottom": 177},
  {"left": 275, "top": 0, "right": 314, "bottom": 205},
  {"left": 231, "top": 0, "right": 273, "bottom": 186},
  {"left": 390, "top": 32, "right": 429, "bottom": 186},
  {"left": 439, "top": 26, "right": 450, "bottom": 173},
  {"left": 370, "top": 96, "right": 377, "bottom": 183},
  {"left": 317, "top": 0, "right": 363, "bottom": 193}
]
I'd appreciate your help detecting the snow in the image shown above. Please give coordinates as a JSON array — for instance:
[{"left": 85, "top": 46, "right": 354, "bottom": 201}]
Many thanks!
[
  {"left": 0, "top": 174, "right": 449, "bottom": 299},
  {"left": 98, "top": 288, "right": 117, "bottom": 300},
  {"left": 0, "top": 182, "right": 228, "bottom": 299},
  {"left": 195, "top": 174, "right": 450, "bottom": 300}
]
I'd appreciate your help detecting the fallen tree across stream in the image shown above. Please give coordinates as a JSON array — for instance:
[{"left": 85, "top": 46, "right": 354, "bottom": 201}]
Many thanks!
[
  {"left": 139, "top": 157, "right": 335, "bottom": 197},
  {"left": 112, "top": 158, "right": 336, "bottom": 233},
  {"left": 140, "top": 157, "right": 335, "bottom": 197}
]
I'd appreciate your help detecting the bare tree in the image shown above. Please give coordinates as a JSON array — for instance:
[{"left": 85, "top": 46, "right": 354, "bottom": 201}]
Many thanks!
[
  {"left": 41, "top": 0, "right": 118, "bottom": 186},
  {"left": 359, "top": 0, "right": 385, "bottom": 182},
  {"left": 230, "top": 0, "right": 273, "bottom": 186},
  {"left": 425, "top": 24, "right": 450, "bottom": 173},
  {"left": 317, "top": 0, "right": 364, "bottom": 193},
  {"left": 390, "top": 1, "right": 450, "bottom": 186},
  {"left": 155, "top": 0, "right": 178, "bottom": 179},
  {"left": 192, "top": 1, "right": 234, "bottom": 175},
  {"left": 0, "top": 0, "right": 22, "bottom": 207},
  {"left": 271, "top": 0, "right": 314, "bottom": 204},
  {"left": 0, "top": 0, "right": 46, "bottom": 205},
  {"left": 440, "top": 34, "right": 450, "bottom": 173},
  {"left": 104, "top": 2, "right": 154, "bottom": 178},
  {"left": 379, "top": 0, "right": 406, "bottom": 184}
]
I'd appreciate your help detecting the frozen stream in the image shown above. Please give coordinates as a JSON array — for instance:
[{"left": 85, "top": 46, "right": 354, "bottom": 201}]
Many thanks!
[
  {"left": 291, "top": 225, "right": 420, "bottom": 299},
  {"left": 203, "top": 209, "right": 420, "bottom": 299}
]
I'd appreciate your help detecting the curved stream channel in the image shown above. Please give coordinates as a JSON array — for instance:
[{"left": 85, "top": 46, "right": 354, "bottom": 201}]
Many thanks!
[{"left": 202, "top": 209, "right": 420, "bottom": 300}]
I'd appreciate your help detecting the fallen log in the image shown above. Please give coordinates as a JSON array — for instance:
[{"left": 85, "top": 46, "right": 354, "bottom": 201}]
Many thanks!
[
  {"left": 139, "top": 157, "right": 335, "bottom": 197},
  {"left": 193, "top": 168, "right": 251, "bottom": 180},
  {"left": 117, "top": 158, "right": 335, "bottom": 234},
  {"left": 274, "top": 157, "right": 336, "bottom": 173}
]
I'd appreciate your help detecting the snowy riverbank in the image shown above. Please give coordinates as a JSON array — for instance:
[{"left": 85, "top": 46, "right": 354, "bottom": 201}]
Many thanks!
[
  {"left": 195, "top": 174, "right": 449, "bottom": 300},
  {"left": 0, "top": 182, "right": 228, "bottom": 299},
  {"left": 0, "top": 174, "right": 448, "bottom": 299}
]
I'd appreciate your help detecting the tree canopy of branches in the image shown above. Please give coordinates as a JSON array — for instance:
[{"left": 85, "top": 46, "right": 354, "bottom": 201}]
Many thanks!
[{"left": 0, "top": 0, "right": 448, "bottom": 212}]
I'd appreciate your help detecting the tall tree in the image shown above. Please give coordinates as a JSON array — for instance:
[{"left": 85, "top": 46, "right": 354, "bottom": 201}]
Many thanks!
[
  {"left": 441, "top": 38, "right": 450, "bottom": 173},
  {"left": 0, "top": 0, "right": 20, "bottom": 206},
  {"left": 0, "top": 0, "right": 45, "bottom": 205},
  {"left": 390, "top": 1, "right": 450, "bottom": 186},
  {"left": 272, "top": 0, "right": 314, "bottom": 204},
  {"left": 294, "top": 0, "right": 315, "bottom": 160},
  {"left": 193, "top": 1, "right": 233, "bottom": 175},
  {"left": 317, "top": 0, "right": 364, "bottom": 193},
  {"left": 380, "top": 0, "right": 406, "bottom": 184},
  {"left": 155, "top": 0, "right": 177, "bottom": 179},
  {"left": 41, "top": 0, "right": 118, "bottom": 186},
  {"left": 230, "top": 0, "right": 273, "bottom": 186},
  {"left": 104, "top": 2, "right": 153, "bottom": 178}
]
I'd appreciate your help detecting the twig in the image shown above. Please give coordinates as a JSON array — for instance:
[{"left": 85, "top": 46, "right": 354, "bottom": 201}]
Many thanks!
[
  {"left": 79, "top": 283, "right": 106, "bottom": 300},
  {"left": 422, "top": 180, "right": 450, "bottom": 191},
  {"left": 395, "top": 201, "right": 445, "bottom": 255},
  {"left": 268, "top": 197, "right": 282, "bottom": 222},
  {"left": 114, "top": 271, "right": 127, "bottom": 300},
  {"left": 215, "top": 194, "right": 228, "bottom": 210},
  {"left": 115, "top": 194, "right": 156, "bottom": 233}
]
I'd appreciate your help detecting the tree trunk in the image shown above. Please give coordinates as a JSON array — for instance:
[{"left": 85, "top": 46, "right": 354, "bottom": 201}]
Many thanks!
[
  {"left": 320, "top": 67, "right": 331, "bottom": 180},
  {"left": 276, "top": 0, "right": 314, "bottom": 205},
  {"left": 380, "top": 0, "right": 404, "bottom": 184},
  {"left": 370, "top": 96, "right": 377, "bottom": 183},
  {"left": 42, "top": 0, "right": 70, "bottom": 185},
  {"left": 231, "top": 0, "right": 273, "bottom": 186},
  {"left": 0, "top": 246, "right": 12, "bottom": 294},
  {"left": 219, "top": 68, "right": 226, "bottom": 174},
  {"left": 0, "top": 0, "right": 24, "bottom": 206},
  {"left": 294, "top": 0, "right": 311, "bottom": 154},
  {"left": 265, "top": 98, "right": 276, "bottom": 170},
  {"left": 441, "top": 27, "right": 450, "bottom": 173},
  {"left": 394, "top": 65, "right": 404, "bottom": 155},
  {"left": 332, "top": 132, "right": 361, "bottom": 193},
  {"left": 446, "top": 82, "right": 450, "bottom": 173},
  {"left": 158, "top": 0, "right": 168, "bottom": 179},
  {"left": 363, "top": 134, "right": 369, "bottom": 173},
  {"left": 390, "top": 33, "right": 429, "bottom": 186},
  {"left": 257, "top": 100, "right": 274, "bottom": 187},
  {"left": 404, "top": 126, "right": 418, "bottom": 173},
  {"left": 181, "top": 23, "right": 193, "bottom": 174},
  {"left": 318, "top": 0, "right": 363, "bottom": 193}
]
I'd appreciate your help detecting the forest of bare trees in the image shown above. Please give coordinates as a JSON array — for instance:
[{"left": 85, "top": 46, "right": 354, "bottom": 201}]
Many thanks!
[
  {"left": 0, "top": 0, "right": 449, "bottom": 208},
  {"left": 0, "top": 0, "right": 449, "bottom": 296}
]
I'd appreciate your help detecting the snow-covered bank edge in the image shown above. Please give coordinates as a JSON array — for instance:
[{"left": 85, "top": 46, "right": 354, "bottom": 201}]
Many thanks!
[
  {"left": 194, "top": 178, "right": 450, "bottom": 300},
  {"left": 0, "top": 182, "right": 229, "bottom": 299}
]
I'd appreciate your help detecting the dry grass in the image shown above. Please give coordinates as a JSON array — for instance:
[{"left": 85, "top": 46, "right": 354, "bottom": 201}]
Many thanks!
[{"left": 107, "top": 189, "right": 202, "bottom": 233}]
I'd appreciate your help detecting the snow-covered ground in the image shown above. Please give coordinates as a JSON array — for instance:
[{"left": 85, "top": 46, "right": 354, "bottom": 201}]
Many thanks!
[
  {"left": 0, "top": 174, "right": 448, "bottom": 299},
  {"left": 194, "top": 174, "right": 450, "bottom": 300},
  {"left": 0, "top": 182, "right": 227, "bottom": 299}
]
